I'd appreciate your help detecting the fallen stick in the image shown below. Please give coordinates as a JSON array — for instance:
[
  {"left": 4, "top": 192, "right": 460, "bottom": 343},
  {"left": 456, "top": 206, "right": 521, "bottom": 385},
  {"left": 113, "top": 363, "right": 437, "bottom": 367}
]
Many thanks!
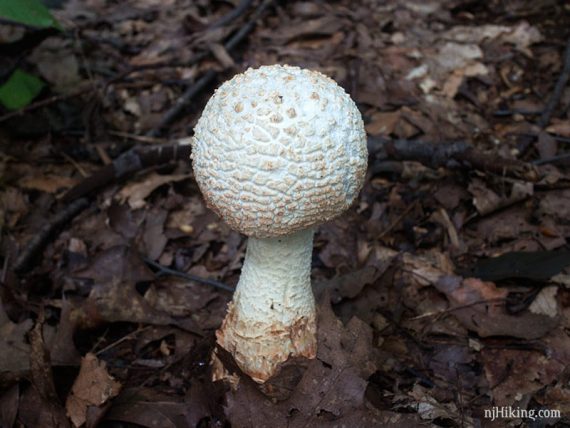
[
  {"left": 61, "top": 143, "right": 192, "bottom": 202},
  {"left": 208, "top": 0, "right": 255, "bottom": 29},
  {"left": 369, "top": 137, "right": 539, "bottom": 181},
  {"left": 147, "top": 0, "right": 275, "bottom": 137},
  {"left": 538, "top": 38, "right": 570, "bottom": 129},
  {"left": 143, "top": 257, "right": 234, "bottom": 292},
  {"left": 518, "top": 37, "right": 570, "bottom": 155},
  {"left": 13, "top": 198, "right": 90, "bottom": 273}
]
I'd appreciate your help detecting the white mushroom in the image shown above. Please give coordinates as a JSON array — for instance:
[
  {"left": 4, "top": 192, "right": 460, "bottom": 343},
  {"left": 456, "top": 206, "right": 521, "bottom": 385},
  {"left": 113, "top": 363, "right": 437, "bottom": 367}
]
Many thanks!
[{"left": 191, "top": 64, "right": 367, "bottom": 383}]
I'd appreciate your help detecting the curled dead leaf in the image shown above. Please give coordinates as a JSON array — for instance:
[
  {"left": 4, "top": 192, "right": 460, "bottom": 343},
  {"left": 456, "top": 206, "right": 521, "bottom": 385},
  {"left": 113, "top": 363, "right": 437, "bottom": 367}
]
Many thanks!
[{"left": 66, "top": 353, "right": 121, "bottom": 427}]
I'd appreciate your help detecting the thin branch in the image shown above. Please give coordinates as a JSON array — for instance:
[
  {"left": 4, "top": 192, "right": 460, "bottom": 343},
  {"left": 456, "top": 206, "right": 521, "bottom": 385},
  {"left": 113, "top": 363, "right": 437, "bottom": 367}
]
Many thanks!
[
  {"left": 0, "top": 17, "right": 41, "bottom": 30},
  {"left": 518, "top": 37, "right": 570, "bottom": 155},
  {"left": 147, "top": 70, "right": 218, "bottom": 137},
  {"left": 532, "top": 152, "right": 570, "bottom": 165},
  {"left": 147, "top": 0, "right": 275, "bottom": 137},
  {"left": 538, "top": 38, "right": 570, "bottom": 128},
  {"left": 61, "top": 143, "right": 192, "bottom": 202},
  {"left": 13, "top": 198, "right": 90, "bottom": 274},
  {"left": 143, "top": 257, "right": 234, "bottom": 292},
  {"left": 0, "top": 84, "right": 93, "bottom": 123},
  {"left": 208, "top": 0, "right": 255, "bottom": 29},
  {"left": 369, "top": 137, "right": 539, "bottom": 181}
]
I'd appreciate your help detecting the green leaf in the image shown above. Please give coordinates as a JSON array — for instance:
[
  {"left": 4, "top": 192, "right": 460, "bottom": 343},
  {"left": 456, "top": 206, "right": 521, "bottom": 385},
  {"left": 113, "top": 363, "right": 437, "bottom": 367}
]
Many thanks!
[
  {"left": 0, "top": 0, "right": 62, "bottom": 30},
  {"left": 0, "top": 70, "right": 44, "bottom": 110}
]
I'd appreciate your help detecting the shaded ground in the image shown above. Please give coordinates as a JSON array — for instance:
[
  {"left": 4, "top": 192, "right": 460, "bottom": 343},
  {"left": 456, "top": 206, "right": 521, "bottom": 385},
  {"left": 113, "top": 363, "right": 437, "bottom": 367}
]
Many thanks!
[{"left": 1, "top": 0, "right": 570, "bottom": 427}]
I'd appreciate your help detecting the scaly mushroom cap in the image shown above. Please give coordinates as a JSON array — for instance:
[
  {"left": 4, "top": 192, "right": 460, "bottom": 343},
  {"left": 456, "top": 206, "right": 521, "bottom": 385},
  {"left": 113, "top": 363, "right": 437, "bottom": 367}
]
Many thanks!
[{"left": 191, "top": 64, "right": 367, "bottom": 238}]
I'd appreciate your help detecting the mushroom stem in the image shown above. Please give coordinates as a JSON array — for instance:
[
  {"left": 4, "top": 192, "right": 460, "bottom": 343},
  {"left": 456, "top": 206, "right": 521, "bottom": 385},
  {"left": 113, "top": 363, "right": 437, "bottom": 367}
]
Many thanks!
[{"left": 216, "top": 228, "right": 317, "bottom": 383}]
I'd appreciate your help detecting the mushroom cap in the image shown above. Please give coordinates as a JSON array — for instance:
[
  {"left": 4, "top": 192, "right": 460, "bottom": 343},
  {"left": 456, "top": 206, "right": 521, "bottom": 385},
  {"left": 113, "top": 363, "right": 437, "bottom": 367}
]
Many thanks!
[{"left": 191, "top": 64, "right": 367, "bottom": 238}]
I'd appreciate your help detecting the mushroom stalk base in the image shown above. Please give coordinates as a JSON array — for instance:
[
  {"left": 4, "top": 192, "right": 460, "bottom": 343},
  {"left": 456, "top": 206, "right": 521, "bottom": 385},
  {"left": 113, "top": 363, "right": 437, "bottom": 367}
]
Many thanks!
[{"left": 216, "top": 229, "right": 317, "bottom": 383}]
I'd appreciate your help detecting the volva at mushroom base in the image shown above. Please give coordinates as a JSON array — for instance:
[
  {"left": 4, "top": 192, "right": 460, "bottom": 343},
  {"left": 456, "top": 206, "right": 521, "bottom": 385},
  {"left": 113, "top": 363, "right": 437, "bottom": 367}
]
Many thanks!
[{"left": 191, "top": 64, "right": 367, "bottom": 383}]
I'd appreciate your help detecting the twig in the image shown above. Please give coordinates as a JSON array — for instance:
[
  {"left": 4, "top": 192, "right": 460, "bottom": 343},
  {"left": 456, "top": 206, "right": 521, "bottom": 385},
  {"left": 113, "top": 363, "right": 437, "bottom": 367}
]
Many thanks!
[
  {"left": 143, "top": 257, "right": 234, "bottom": 292},
  {"left": 95, "top": 325, "right": 152, "bottom": 356},
  {"left": 538, "top": 38, "right": 570, "bottom": 129},
  {"left": 492, "top": 109, "right": 541, "bottom": 117},
  {"left": 60, "top": 151, "right": 89, "bottom": 177},
  {"left": 379, "top": 199, "right": 419, "bottom": 238},
  {"left": 0, "top": 85, "right": 93, "bottom": 123},
  {"left": 409, "top": 298, "right": 506, "bottom": 321},
  {"left": 0, "top": 17, "right": 42, "bottom": 30},
  {"left": 369, "top": 137, "right": 539, "bottom": 181},
  {"left": 518, "top": 37, "right": 570, "bottom": 154},
  {"left": 209, "top": 0, "right": 255, "bottom": 29},
  {"left": 532, "top": 152, "right": 570, "bottom": 165},
  {"left": 13, "top": 198, "right": 90, "bottom": 274},
  {"left": 63, "top": 135, "right": 539, "bottom": 207},
  {"left": 147, "top": 70, "right": 218, "bottom": 137},
  {"left": 1, "top": 248, "right": 9, "bottom": 283},
  {"left": 514, "top": 132, "right": 570, "bottom": 144},
  {"left": 224, "top": 0, "right": 273, "bottom": 52},
  {"left": 147, "top": 0, "right": 275, "bottom": 137},
  {"left": 61, "top": 143, "right": 192, "bottom": 202},
  {"left": 108, "top": 130, "right": 170, "bottom": 144}
]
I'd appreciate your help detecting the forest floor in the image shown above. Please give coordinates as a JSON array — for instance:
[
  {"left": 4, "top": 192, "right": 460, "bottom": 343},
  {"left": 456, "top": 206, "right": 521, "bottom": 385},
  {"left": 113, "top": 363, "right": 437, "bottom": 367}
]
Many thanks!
[{"left": 1, "top": 0, "right": 570, "bottom": 427}]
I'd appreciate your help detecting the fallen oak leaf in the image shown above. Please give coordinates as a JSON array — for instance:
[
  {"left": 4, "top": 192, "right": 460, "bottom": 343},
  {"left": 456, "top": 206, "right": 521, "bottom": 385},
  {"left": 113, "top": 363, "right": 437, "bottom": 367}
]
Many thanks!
[
  {"left": 0, "top": 383, "right": 19, "bottom": 428},
  {"left": 261, "top": 16, "right": 345, "bottom": 44},
  {"left": 545, "top": 120, "right": 570, "bottom": 137},
  {"left": 481, "top": 330, "right": 570, "bottom": 407},
  {"left": 528, "top": 286, "right": 559, "bottom": 318},
  {"left": 29, "top": 311, "right": 70, "bottom": 427},
  {"left": 434, "top": 276, "right": 559, "bottom": 339},
  {"left": 312, "top": 265, "right": 380, "bottom": 303},
  {"left": 224, "top": 294, "right": 424, "bottom": 427},
  {"left": 70, "top": 246, "right": 202, "bottom": 335},
  {"left": 0, "top": 303, "right": 33, "bottom": 385},
  {"left": 104, "top": 384, "right": 215, "bottom": 428},
  {"left": 66, "top": 353, "right": 121, "bottom": 427},
  {"left": 19, "top": 174, "right": 78, "bottom": 194},
  {"left": 0, "top": 302, "right": 81, "bottom": 387},
  {"left": 117, "top": 172, "right": 191, "bottom": 209}
]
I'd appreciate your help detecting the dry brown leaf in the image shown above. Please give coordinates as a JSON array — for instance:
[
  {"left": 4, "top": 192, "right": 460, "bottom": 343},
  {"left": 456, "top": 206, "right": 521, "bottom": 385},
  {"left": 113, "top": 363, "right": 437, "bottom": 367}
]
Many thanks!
[
  {"left": 528, "top": 286, "right": 559, "bottom": 318},
  {"left": 546, "top": 120, "right": 570, "bottom": 137},
  {"left": 117, "top": 173, "right": 190, "bottom": 209},
  {"left": 537, "top": 131, "right": 558, "bottom": 159},
  {"left": 264, "top": 16, "right": 345, "bottom": 43},
  {"left": 468, "top": 178, "right": 502, "bottom": 216},
  {"left": 0, "top": 304, "right": 33, "bottom": 379},
  {"left": 0, "top": 187, "right": 28, "bottom": 228},
  {"left": 225, "top": 296, "right": 421, "bottom": 427},
  {"left": 0, "top": 384, "right": 19, "bottom": 428},
  {"left": 141, "top": 207, "right": 168, "bottom": 260},
  {"left": 434, "top": 276, "right": 559, "bottom": 339},
  {"left": 410, "top": 384, "right": 472, "bottom": 424},
  {"left": 443, "top": 22, "right": 542, "bottom": 53},
  {"left": 66, "top": 353, "right": 121, "bottom": 427},
  {"left": 481, "top": 330, "right": 570, "bottom": 406},
  {"left": 71, "top": 246, "right": 202, "bottom": 335},
  {"left": 19, "top": 175, "right": 78, "bottom": 194},
  {"left": 538, "top": 383, "right": 570, "bottom": 414},
  {"left": 442, "top": 62, "right": 488, "bottom": 98},
  {"left": 365, "top": 110, "right": 401, "bottom": 136},
  {"left": 105, "top": 385, "right": 221, "bottom": 428},
  {"left": 29, "top": 38, "right": 81, "bottom": 92},
  {"left": 313, "top": 265, "right": 381, "bottom": 303},
  {"left": 538, "top": 189, "right": 570, "bottom": 223}
]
